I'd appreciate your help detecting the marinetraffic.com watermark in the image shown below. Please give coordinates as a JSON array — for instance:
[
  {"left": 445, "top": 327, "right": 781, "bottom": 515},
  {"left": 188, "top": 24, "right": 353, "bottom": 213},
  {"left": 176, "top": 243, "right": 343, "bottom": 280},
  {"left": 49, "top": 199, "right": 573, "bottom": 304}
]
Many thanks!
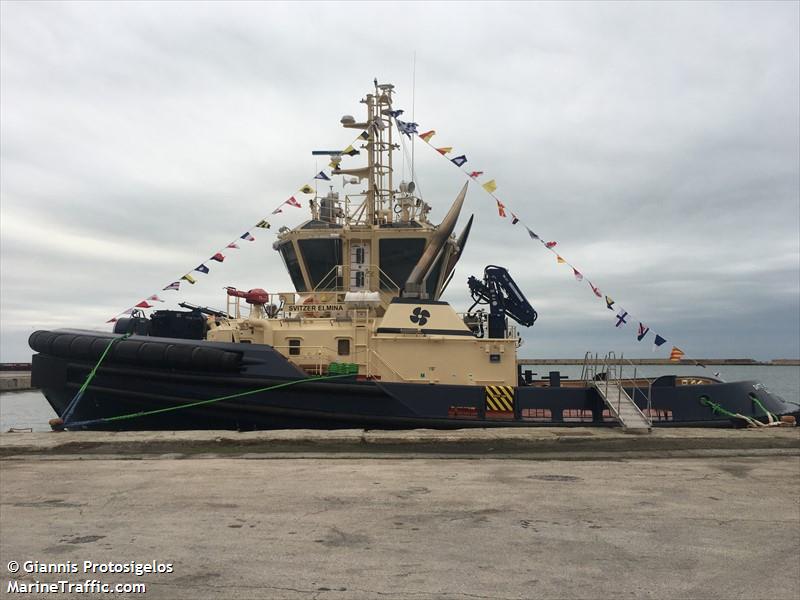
[{"left": 5, "top": 560, "right": 175, "bottom": 594}]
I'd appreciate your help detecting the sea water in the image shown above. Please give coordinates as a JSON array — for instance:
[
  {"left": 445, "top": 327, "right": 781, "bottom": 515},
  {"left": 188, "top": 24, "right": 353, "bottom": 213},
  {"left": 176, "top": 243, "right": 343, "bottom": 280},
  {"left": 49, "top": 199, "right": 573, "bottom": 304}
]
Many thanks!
[{"left": 1, "top": 364, "right": 798, "bottom": 432}]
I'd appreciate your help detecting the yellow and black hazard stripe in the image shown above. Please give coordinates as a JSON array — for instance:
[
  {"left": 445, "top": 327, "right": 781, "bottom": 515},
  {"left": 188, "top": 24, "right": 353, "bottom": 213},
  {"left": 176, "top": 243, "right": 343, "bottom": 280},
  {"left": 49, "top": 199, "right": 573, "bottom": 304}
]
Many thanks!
[{"left": 485, "top": 385, "right": 514, "bottom": 412}]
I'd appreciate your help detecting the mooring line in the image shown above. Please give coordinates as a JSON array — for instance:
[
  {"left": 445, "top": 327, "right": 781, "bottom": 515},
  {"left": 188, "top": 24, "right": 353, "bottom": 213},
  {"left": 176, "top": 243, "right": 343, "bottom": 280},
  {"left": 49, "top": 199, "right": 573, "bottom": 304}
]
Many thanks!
[
  {"left": 60, "top": 333, "right": 133, "bottom": 426},
  {"left": 64, "top": 372, "right": 355, "bottom": 430}
]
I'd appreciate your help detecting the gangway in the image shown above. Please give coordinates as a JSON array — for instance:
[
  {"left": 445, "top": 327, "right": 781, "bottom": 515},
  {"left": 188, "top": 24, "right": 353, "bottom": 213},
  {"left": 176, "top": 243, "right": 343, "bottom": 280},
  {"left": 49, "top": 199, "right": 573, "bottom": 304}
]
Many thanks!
[{"left": 582, "top": 352, "right": 652, "bottom": 432}]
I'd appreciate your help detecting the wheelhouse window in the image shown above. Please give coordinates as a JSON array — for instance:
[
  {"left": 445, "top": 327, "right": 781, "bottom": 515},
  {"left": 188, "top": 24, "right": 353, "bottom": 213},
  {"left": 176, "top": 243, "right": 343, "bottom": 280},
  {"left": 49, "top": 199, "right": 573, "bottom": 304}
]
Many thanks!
[
  {"left": 288, "top": 339, "right": 301, "bottom": 356},
  {"left": 298, "top": 238, "right": 342, "bottom": 289},
  {"left": 337, "top": 338, "right": 351, "bottom": 356},
  {"left": 379, "top": 238, "right": 426, "bottom": 291},
  {"left": 277, "top": 241, "right": 307, "bottom": 292}
]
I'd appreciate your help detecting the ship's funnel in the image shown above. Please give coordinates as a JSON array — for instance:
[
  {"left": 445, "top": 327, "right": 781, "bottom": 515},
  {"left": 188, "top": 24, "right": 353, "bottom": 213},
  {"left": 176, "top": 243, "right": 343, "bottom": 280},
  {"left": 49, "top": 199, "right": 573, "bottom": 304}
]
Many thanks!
[{"left": 404, "top": 181, "right": 468, "bottom": 297}]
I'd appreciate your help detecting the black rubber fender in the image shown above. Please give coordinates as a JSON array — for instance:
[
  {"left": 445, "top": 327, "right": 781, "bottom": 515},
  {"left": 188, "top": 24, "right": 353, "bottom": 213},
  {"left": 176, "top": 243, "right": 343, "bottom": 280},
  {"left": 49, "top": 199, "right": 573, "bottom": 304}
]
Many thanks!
[
  {"left": 68, "top": 335, "right": 95, "bottom": 360},
  {"left": 29, "top": 330, "right": 242, "bottom": 372},
  {"left": 50, "top": 334, "right": 76, "bottom": 359},
  {"left": 138, "top": 342, "right": 168, "bottom": 367},
  {"left": 164, "top": 344, "right": 196, "bottom": 370},
  {"left": 113, "top": 340, "right": 143, "bottom": 363},
  {"left": 28, "top": 331, "right": 55, "bottom": 354}
]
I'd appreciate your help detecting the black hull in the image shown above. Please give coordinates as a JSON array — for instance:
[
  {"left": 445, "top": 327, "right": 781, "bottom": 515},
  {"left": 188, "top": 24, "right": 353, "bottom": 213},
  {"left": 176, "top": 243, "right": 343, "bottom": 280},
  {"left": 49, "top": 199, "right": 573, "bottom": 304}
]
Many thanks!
[{"left": 30, "top": 330, "right": 797, "bottom": 431}]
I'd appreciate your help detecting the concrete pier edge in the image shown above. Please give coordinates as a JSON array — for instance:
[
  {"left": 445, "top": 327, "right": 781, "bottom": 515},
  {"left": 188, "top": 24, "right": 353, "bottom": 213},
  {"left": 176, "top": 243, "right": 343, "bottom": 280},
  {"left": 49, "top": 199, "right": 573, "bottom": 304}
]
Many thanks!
[{"left": 1, "top": 427, "right": 797, "bottom": 459}]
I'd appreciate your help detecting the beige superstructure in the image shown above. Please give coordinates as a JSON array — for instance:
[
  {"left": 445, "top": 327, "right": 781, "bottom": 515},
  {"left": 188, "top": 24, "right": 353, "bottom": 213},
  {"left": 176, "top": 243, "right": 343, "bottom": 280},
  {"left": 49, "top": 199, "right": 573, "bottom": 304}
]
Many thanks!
[{"left": 206, "top": 81, "right": 520, "bottom": 387}]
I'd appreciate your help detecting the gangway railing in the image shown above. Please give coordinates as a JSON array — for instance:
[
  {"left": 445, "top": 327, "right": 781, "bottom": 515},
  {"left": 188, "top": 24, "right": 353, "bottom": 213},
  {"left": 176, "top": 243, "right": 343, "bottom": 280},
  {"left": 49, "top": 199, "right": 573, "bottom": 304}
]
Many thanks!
[{"left": 582, "top": 351, "right": 653, "bottom": 429}]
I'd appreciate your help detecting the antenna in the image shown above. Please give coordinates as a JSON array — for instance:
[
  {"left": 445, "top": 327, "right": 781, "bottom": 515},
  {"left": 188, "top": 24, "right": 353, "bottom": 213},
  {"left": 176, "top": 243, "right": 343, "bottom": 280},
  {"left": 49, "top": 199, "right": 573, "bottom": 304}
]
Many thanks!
[{"left": 411, "top": 51, "right": 417, "bottom": 184}]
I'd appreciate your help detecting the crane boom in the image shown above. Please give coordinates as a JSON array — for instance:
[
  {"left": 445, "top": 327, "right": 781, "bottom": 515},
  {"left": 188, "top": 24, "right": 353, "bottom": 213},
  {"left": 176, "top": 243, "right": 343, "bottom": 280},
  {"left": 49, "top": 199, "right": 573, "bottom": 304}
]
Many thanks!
[{"left": 467, "top": 265, "right": 537, "bottom": 338}]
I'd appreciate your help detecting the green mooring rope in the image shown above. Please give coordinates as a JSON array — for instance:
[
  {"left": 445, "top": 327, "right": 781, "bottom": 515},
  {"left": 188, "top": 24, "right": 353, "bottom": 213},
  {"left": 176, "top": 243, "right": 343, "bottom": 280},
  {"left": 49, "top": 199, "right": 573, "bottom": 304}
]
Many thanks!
[
  {"left": 699, "top": 394, "right": 774, "bottom": 427},
  {"left": 748, "top": 393, "right": 777, "bottom": 422},
  {"left": 61, "top": 333, "right": 132, "bottom": 425},
  {"left": 699, "top": 395, "right": 739, "bottom": 419},
  {"left": 65, "top": 372, "right": 355, "bottom": 429}
]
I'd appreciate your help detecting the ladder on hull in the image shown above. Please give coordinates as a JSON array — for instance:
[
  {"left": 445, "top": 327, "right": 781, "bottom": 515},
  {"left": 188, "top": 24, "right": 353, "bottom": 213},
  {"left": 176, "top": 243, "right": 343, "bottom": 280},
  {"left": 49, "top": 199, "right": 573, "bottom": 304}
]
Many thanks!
[
  {"left": 353, "top": 308, "right": 370, "bottom": 374},
  {"left": 583, "top": 351, "right": 652, "bottom": 432}
]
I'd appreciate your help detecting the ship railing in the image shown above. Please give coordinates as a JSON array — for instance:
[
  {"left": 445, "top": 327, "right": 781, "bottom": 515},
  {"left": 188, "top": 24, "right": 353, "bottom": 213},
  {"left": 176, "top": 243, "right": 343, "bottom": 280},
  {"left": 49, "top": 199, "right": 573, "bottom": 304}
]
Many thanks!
[
  {"left": 312, "top": 265, "right": 343, "bottom": 292},
  {"left": 271, "top": 344, "right": 343, "bottom": 376},
  {"left": 373, "top": 265, "right": 401, "bottom": 294},
  {"left": 359, "top": 264, "right": 400, "bottom": 294},
  {"left": 368, "top": 349, "right": 407, "bottom": 381},
  {"left": 271, "top": 343, "right": 411, "bottom": 381},
  {"left": 226, "top": 291, "right": 350, "bottom": 320},
  {"left": 311, "top": 264, "right": 401, "bottom": 294},
  {"left": 455, "top": 313, "right": 520, "bottom": 341}
]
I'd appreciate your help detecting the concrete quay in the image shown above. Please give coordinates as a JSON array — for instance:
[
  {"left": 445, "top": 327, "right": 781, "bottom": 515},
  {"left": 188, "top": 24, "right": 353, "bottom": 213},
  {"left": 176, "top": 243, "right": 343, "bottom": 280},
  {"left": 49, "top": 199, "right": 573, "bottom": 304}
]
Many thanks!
[
  {"left": 1, "top": 426, "right": 798, "bottom": 459},
  {"left": 1, "top": 452, "right": 798, "bottom": 600}
]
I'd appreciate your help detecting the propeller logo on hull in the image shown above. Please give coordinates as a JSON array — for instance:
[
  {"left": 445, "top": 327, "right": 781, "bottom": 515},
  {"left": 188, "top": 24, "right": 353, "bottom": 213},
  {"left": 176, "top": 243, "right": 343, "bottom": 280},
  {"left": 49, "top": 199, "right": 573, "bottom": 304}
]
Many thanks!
[{"left": 409, "top": 307, "right": 431, "bottom": 326}]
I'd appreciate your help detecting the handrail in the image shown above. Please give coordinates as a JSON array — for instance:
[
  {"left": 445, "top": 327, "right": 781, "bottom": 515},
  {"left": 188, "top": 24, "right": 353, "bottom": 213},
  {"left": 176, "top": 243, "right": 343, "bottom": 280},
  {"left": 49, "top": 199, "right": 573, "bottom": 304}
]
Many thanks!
[
  {"left": 369, "top": 349, "right": 406, "bottom": 381},
  {"left": 310, "top": 263, "right": 401, "bottom": 294},
  {"left": 584, "top": 351, "right": 653, "bottom": 426},
  {"left": 271, "top": 344, "right": 341, "bottom": 376},
  {"left": 616, "top": 353, "right": 653, "bottom": 426},
  {"left": 313, "top": 265, "right": 342, "bottom": 292},
  {"left": 620, "top": 353, "right": 654, "bottom": 424},
  {"left": 580, "top": 351, "right": 597, "bottom": 383},
  {"left": 605, "top": 351, "right": 616, "bottom": 413},
  {"left": 370, "top": 264, "right": 401, "bottom": 293}
]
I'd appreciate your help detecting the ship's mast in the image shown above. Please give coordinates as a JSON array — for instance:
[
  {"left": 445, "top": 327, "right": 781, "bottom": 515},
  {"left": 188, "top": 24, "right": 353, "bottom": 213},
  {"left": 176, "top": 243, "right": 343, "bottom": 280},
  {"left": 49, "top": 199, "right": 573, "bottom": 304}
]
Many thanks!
[
  {"left": 368, "top": 81, "right": 396, "bottom": 226},
  {"left": 366, "top": 90, "right": 376, "bottom": 224},
  {"left": 334, "top": 81, "right": 425, "bottom": 228}
]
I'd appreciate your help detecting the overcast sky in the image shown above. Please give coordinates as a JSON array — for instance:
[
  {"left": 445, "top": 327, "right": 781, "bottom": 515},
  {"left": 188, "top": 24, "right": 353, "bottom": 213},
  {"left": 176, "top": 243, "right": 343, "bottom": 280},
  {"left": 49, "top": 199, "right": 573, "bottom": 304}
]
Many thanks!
[{"left": 1, "top": 1, "right": 798, "bottom": 361}]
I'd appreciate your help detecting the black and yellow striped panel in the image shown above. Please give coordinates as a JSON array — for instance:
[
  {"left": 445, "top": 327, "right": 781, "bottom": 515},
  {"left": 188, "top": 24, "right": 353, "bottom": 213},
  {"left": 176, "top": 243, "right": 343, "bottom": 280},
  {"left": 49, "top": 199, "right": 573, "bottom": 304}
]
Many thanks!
[{"left": 485, "top": 385, "right": 514, "bottom": 412}]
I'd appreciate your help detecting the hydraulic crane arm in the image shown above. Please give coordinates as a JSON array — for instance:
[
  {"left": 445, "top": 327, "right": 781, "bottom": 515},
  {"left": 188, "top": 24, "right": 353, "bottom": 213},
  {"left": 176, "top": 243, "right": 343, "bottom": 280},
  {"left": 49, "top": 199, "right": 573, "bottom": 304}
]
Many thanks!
[{"left": 467, "top": 265, "right": 537, "bottom": 338}]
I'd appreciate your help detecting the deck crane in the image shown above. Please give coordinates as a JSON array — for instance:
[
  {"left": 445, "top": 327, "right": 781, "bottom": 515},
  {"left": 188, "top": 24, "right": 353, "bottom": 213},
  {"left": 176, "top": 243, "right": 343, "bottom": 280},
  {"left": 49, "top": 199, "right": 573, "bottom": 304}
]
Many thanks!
[{"left": 466, "top": 265, "right": 538, "bottom": 339}]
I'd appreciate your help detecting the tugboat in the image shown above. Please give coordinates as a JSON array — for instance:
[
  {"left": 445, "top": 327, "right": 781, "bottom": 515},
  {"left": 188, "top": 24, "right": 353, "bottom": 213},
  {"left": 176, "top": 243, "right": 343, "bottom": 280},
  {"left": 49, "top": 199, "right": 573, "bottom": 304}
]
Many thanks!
[{"left": 29, "top": 81, "right": 796, "bottom": 431}]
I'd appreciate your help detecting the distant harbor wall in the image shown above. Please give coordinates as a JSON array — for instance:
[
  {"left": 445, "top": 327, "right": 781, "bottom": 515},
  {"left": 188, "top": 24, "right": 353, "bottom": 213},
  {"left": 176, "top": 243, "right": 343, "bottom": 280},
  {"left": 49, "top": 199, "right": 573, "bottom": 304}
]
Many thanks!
[
  {"left": 517, "top": 358, "right": 800, "bottom": 366},
  {"left": 0, "top": 363, "right": 32, "bottom": 371},
  {"left": 0, "top": 372, "right": 33, "bottom": 391},
  {"left": 0, "top": 364, "right": 33, "bottom": 391}
]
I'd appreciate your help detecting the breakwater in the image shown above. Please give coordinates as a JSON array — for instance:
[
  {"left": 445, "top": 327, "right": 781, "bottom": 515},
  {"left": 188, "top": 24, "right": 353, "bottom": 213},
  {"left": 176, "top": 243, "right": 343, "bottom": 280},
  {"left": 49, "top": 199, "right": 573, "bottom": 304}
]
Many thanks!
[
  {"left": 0, "top": 372, "right": 32, "bottom": 391},
  {"left": 0, "top": 364, "right": 33, "bottom": 392},
  {"left": 518, "top": 358, "right": 800, "bottom": 366}
]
